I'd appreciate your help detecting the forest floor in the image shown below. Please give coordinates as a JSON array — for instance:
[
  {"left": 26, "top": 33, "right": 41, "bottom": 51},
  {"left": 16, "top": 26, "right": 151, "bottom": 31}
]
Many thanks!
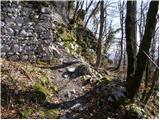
[{"left": 1, "top": 40, "right": 159, "bottom": 119}]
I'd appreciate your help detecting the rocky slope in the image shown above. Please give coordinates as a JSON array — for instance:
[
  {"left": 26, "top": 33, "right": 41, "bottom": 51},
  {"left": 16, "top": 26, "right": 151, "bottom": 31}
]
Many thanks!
[{"left": 1, "top": 1, "right": 158, "bottom": 119}]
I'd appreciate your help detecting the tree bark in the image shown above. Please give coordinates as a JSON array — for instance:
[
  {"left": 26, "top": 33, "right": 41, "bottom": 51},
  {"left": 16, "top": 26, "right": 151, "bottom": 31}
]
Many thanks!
[
  {"left": 126, "top": 1, "right": 159, "bottom": 100},
  {"left": 125, "top": 1, "right": 137, "bottom": 82},
  {"left": 116, "top": 1, "right": 125, "bottom": 70},
  {"left": 140, "top": 61, "right": 149, "bottom": 101},
  {"left": 143, "top": 66, "right": 158, "bottom": 105},
  {"left": 95, "top": 1, "right": 105, "bottom": 70}
]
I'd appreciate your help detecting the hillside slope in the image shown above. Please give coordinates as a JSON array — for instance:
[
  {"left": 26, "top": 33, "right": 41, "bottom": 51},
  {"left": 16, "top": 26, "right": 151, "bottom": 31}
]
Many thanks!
[{"left": 1, "top": 1, "right": 158, "bottom": 119}]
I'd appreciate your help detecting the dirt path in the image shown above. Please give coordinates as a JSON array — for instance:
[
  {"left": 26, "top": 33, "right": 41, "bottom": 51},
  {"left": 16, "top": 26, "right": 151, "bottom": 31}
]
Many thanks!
[{"left": 50, "top": 42, "right": 95, "bottom": 118}]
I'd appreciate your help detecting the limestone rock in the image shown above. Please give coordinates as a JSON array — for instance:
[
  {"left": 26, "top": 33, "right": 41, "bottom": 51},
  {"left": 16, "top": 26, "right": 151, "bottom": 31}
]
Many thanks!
[
  {"left": 67, "top": 67, "right": 75, "bottom": 72},
  {"left": 71, "top": 103, "right": 86, "bottom": 112},
  {"left": 9, "top": 55, "right": 19, "bottom": 61},
  {"left": 1, "top": 1, "right": 69, "bottom": 63}
]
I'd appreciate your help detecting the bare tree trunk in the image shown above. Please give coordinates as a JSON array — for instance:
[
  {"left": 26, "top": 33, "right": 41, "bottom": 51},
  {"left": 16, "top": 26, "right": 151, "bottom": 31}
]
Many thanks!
[
  {"left": 138, "top": 1, "right": 146, "bottom": 41},
  {"left": 94, "top": 16, "right": 99, "bottom": 36},
  {"left": 95, "top": 1, "right": 105, "bottom": 70},
  {"left": 115, "top": 1, "right": 125, "bottom": 70},
  {"left": 143, "top": 64, "right": 159, "bottom": 105},
  {"left": 141, "top": 16, "right": 158, "bottom": 102},
  {"left": 141, "top": 61, "right": 149, "bottom": 101},
  {"left": 126, "top": 1, "right": 159, "bottom": 100},
  {"left": 125, "top": 1, "right": 137, "bottom": 82}
]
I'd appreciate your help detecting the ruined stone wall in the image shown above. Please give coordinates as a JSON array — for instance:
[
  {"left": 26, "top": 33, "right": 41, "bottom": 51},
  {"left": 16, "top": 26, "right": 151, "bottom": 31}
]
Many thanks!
[{"left": 1, "top": 1, "right": 70, "bottom": 63}]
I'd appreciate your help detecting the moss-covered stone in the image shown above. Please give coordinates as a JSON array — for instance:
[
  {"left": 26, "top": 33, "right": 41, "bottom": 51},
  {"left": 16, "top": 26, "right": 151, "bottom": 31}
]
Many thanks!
[
  {"left": 97, "top": 75, "right": 112, "bottom": 85},
  {"left": 124, "top": 104, "right": 147, "bottom": 119}
]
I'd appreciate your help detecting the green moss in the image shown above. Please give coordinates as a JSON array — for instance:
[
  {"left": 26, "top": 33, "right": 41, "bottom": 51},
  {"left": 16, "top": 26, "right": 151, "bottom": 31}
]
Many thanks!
[
  {"left": 98, "top": 75, "right": 112, "bottom": 85},
  {"left": 33, "top": 82, "right": 50, "bottom": 101},
  {"left": 40, "top": 76, "right": 49, "bottom": 85},
  {"left": 51, "top": 85, "right": 58, "bottom": 93},
  {"left": 49, "top": 58, "right": 61, "bottom": 65},
  {"left": 58, "top": 27, "right": 76, "bottom": 42},
  {"left": 44, "top": 109, "right": 60, "bottom": 119},
  {"left": 81, "top": 49, "right": 97, "bottom": 65},
  {"left": 20, "top": 106, "right": 33, "bottom": 118},
  {"left": 57, "top": 26, "right": 64, "bottom": 34},
  {"left": 125, "top": 104, "right": 147, "bottom": 118}
]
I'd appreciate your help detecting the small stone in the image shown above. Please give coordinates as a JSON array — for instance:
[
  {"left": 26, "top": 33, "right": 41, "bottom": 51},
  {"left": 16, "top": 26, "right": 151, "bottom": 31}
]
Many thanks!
[
  {"left": 35, "top": 24, "right": 46, "bottom": 32},
  {"left": 41, "top": 7, "right": 50, "bottom": 14},
  {"left": 15, "top": 17, "right": 23, "bottom": 25},
  {"left": 9, "top": 55, "right": 19, "bottom": 61},
  {"left": 64, "top": 91, "right": 71, "bottom": 98},
  {"left": 39, "top": 14, "right": 51, "bottom": 21},
  {"left": 63, "top": 74, "right": 68, "bottom": 78},
  {"left": 67, "top": 67, "right": 75, "bottom": 72},
  {"left": 5, "top": 27, "right": 14, "bottom": 36},
  {"left": 71, "top": 103, "right": 85, "bottom": 112},
  {"left": 7, "top": 51, "right": 14, "bottom": 56},
  {"left": 50, "top": 46, "right": 61, "bottom": 58},
  {"left": 1, "top": 52, "right": 6, "bottom": 58},
  {"left": 29, "top": 55, "right": 37, "bottom": 63},
  {"left": 83, "top": 75, "right": 91, "bottom": 81},
  {"left": 1, "top": 21, "right": 5, "bottom": 27},
  {"left": 20, "top": 29, "right": 27, "bottom": 37},
  {"left": 70, "top": 89, "right": 76, "bottom": 94},
  {"left": 12, "top": 44, "right": 19, "bottom": 52},
  {"left": 21, "top": 55, "right": 28, "bottom": 61},
  {"left": 40, "top": 31, "right": 51, "bottom": 39},
  {"left": 1, "top": 45, "right": 11, "bottom": 52},
  {"left": 35, "top": 15, "right": 39, "bottom": 18}
]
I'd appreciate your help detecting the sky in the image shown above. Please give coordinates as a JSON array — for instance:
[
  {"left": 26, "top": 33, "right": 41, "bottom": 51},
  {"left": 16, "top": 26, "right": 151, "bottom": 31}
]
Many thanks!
[{"left": 79, "top": 0, "right": 158, "bottom": 61}]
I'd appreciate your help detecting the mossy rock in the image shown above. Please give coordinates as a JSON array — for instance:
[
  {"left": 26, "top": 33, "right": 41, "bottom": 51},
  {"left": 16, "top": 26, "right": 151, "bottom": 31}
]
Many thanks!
[
  {"left": 20, "top": 106, "right": 33, "bottom": 118},
  {"left": 98, "top": 76, "right": 112, "bottom": 85},
  {"left": 44, "top": 109, "right": 60, "bottom": 119},
  {"left": 124, "top": 104, "right": 147, "bottom": 119}
]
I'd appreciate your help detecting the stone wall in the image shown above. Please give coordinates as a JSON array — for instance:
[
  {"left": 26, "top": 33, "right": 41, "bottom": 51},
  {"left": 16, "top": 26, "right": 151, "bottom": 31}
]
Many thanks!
[{"left": 1, "top": 1, "right": 70, "bottom": 63}]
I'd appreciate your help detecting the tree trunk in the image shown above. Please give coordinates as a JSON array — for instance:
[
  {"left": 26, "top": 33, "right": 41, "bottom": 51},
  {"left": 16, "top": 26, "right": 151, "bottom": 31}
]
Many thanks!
[
  {"left": 116, "top": 1, "right": 125, "bottom": 70},
  {"left": 140, "top": 61, "right": 149, "bottom": 101},
  {"left": 125, "top": 1, "right": 137, "bottom": 82},
  {"left": 95, "top": 1, "right": 105, "bottom": 70},
  {"left": 126, "top": 1, "right": 159, "bottom": 100},
  {"left": 143, "top": 66, "right": 158, "bottom": 105}
]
